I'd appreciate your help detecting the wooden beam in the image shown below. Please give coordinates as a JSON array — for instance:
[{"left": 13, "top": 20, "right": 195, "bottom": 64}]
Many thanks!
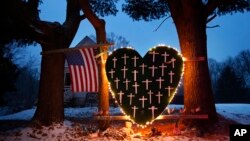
[
  {"left": 94, "top": 115, "right": 130, "bottom": 121},
  {"left": 93, "top": 114, "right": 208, "bottom": 121},
  {"left": 40, "top": 43, "right": 113, "bottom": 55},
  {"left": 157, "top": 114, "right": 208, "bottom": 120}
]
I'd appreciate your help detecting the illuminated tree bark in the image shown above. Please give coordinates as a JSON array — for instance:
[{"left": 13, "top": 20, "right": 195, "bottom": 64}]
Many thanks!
[
  {"left": 168, "top": 1, "right": 217, "bottom": 124},
  {"left": 80, "top": 0, "right": 110, "bottom": 130}
]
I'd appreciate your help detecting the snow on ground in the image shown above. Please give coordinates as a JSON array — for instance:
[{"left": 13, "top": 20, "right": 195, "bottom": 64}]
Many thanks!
[
  {"left": 216, "top": 104, "right": 250, "bottom": 124},
  {"left": 0, "top": 107, "right": 35, "bottom": 120},
  {"left": 2, "top": 104, "right": 250, "bottom": 123},
  {"left": 0, "top": 104, "right": 249, "bottom": 141},
  {"left": 1, "top": 119, "right": 223, "bottom": 141},
  {"left": 0, "top": 106, "right": 122, "bottom": 120}
]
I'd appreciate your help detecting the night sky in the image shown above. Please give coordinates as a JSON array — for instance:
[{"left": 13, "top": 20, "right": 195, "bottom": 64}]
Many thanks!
[{"left": 24, "top": 0, "right": 250, "bottom": 65}]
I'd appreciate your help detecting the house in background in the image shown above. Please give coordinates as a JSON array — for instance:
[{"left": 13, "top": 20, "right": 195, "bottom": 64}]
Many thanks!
[{"left": 64, "top": 36, "right": 98, "bottom": 107}]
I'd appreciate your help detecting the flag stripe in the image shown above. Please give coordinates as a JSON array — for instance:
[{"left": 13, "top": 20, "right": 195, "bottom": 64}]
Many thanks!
[
  {"left": 77, "top": 66, "right": 82, "bottom": 92},
  {"left": 80, "top": 49, "right": 91, "bottom": 92},
  {"left": 75, "top": 66, "right": 80, "bottom": 92},
  {"left": 66, "top": 48, "right": 99, "bottom": 93},
  {"left": 91, "top": 50, "right": 99, "bottom": 91},
  {"left": 82, "top": 48, "right": 92, "bottom": 92},
  {"left": 84, "top": 49, "right": 92, "bottom": 91},
  {"left": 87, "top": 49, "right": 96, "bottom": 91},
  {"left": 69, "top": 66, "right": 76, "bottom": 92},
  {"left": 79, "top": 66, "right": 84, "bottom": 92},
  {"left": 82, "top": 66, "right": 87, "bottom": 91}
]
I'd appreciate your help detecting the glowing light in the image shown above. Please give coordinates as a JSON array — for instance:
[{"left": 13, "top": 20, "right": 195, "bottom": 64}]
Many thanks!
[
  {"left": 106, "top": 45, "right": 184, "bottom": 127},
  {"left": 182, "top": 57, "right": 187, "bottom": 62}
]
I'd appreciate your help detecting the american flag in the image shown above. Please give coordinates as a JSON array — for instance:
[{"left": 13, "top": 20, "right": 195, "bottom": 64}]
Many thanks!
[{"left": 65, "top": 48, "right": 99, "bottom": 93}]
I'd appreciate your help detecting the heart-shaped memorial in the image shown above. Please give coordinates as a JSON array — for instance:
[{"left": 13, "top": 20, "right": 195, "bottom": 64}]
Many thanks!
[{"left": 106, "top": 46, "right": 184, "bottom": 125}]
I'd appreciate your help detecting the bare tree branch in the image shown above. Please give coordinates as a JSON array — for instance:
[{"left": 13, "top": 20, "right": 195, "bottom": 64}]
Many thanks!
[
  {"left": 80, "top": 14, "right": 86, "bottom": 20},
  {"left": 62, "top": 0, "right": 83, "bottom": 46},
  {"left": 205, "top": 0, "right": 219, "bottom": 17},
  {"left": 27, "top": 0, "right": 40, "bottom": 19},
  {"left": 207, "top": 14, "right": 217, "bottom": 23},
  {"left": 207, "top": 25, "right": 220, "bottom": 28},
  {"left": 153, "top": 16, "right": 171, "bottom": 32},
  {"left": 80, "top": 0, "right": 107, "bottom": 43}
]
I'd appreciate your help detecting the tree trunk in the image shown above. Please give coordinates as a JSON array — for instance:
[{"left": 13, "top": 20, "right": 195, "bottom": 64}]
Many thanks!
[
  {"left": 33, "top": 46, "right": 65, "bottom": 125},
  {"left": 170, "top": 3, "right": 218, "bottom": 125},
  {"left": 97, "top": 43, "right": 110, "bottom": 130},
  {"left": 31, "top": 0, "right": 82, "bottom": 125}
]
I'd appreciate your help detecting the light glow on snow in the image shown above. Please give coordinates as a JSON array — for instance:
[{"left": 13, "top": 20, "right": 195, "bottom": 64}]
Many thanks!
[{"left": 0, "top": 104, "right": 249, "bottom": 141}]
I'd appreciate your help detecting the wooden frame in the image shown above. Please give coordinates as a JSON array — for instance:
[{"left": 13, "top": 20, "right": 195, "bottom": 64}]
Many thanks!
[
  {"left": 40, "top": 43, "right": 113, "bottom": 55},
  {"left": 93, "top": 114, "right": 208, "bottom": 121}
]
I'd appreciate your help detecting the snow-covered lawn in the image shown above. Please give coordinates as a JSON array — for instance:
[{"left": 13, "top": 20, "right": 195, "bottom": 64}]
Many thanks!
[
  {"left": 216, "top": 104, "right": 250, "bottom": 124},
  {"left": 0, "top": 104, "right": 249, "bottom": 141}
]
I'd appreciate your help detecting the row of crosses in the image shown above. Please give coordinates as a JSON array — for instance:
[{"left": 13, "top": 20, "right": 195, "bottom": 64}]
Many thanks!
[
  {"left": 109, "top": 51, "right": 176, "bottom": 78},
  {"left": 109, "top": 64, "right": 175, "bottom": 78},
  {"left": 131, "top": 105, "right": 158, "bottom": 119},
  {"left": 112, "top": 76, "right": 175, "bottom": 92},
  {"left": 117, "top": 88, "right": 173, "bottom": 107},
  {"left": 112, "top": 53, "right": 176, "bottom": 65}
]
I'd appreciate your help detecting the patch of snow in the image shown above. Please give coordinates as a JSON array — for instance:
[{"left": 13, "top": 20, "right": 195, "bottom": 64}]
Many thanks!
[
  {"left": 216, "top": 104, "right": 250, "bottom": 124},
  {"left": 0, "top": 108, "right": 35, "bottom": 120},
  {"left": 0, "top": 104, "right": 249, "bottom": 141},
  {"left": 0, "top": 106, "right": 123, "bottom": 120},
  {"left": 64, "top": 107, "right": 98, "bottom": 118}
]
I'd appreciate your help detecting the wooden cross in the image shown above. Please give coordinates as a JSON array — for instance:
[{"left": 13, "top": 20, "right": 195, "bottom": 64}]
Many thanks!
[
  {"left": 170, "top": 57, "right": 176, "bottom": 68},
  {"left": 147, "top": 90, "right": 153, "bottom": 104},
  {"left": 122, "top": 54, "right": 129, "bottom": 65},
  {"left": 142, "top": 79, "right": 152, "bottom": 90},
  {"left": 156, "top": 91, "right": 163, "bottom": 104},
  {"left": 132, "top": 82, "right": 140, "bottom": 94},
  {"left": 168, "top": 71, "right": 175, "bottom": 84},
  {"left": 132, "top": 56, "right": 139, "bottom": 67},
  {"left": 165, "top": 86, "right": 174, "bottom": 96},
  {"left": 159, "top": 63, "right": 167, "bottom": 76},
  {"left": 123, "top": 79, "right": 131, "bottom": 90},
  {"left": 161, "top": 52, "right": 169, "bottom": 62},
  {"left": 108, "top": 69, "right": 115, "bottom": 78},
  {"left": 132, "top": 106, "right": 138, "bottom": 118},
  {"left": 112, "top": 57, "right": 117, "bottom": 68},
  {"left": 139, "top": 96, "right": 148, "bottom": 108},
  {"left": 149, "top": 65, "right": 158, "bottom": 77},
  {"left": 127, "top": 93, "right": 135, "bottom": 105},
  {"left": 139, "top": 63, "right": 147, "bottom": 74},
  {"left": 149, "top": 51, "right": 159, "bottom": 62},
  {"left": 121, "top": 66, "right": 128, "bottom": 79},
  {"left": 132, "top": 70, "right": 139, "bottom": 81},
  {"left": 156, "top": 77, "right": 164, "bottom": 89},
  {"left": 118, "top": 91, "right": 124, "bottom": 104},
  {"left": 114, "top": 78, "right": 120, "bottom": 89},
  {"left": 148, "top": 106, "right": 158, "bottom": 119}
]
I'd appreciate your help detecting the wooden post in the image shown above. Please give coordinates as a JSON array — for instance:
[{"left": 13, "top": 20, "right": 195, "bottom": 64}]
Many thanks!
[
  {"left": 40, "top": 43, "right": 112, "bottom": 55},
  {"left": 80, "top": 0, "right": 110, "bottom": 130},
  {"left": 97, "top": 45, "right": 110, "bottom": 130}
]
